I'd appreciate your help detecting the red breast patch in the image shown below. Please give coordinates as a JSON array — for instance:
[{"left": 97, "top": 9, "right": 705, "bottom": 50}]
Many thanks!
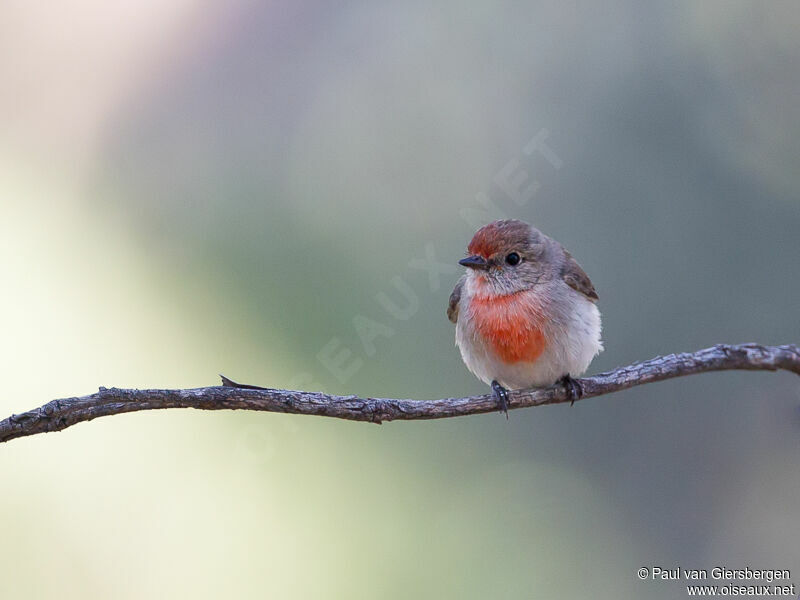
[{"left": 470, "top": 292, "right": 547, "bottom": 363}]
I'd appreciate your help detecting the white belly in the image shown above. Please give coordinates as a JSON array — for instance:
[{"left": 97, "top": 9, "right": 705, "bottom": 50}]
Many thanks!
[{"left": 455, "top": 290, "right": 603, "bottom": 390}]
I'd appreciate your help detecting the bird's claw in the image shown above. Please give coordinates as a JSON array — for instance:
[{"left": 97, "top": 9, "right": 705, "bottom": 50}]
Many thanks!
[
  {"left": 559, "top": 374, "right": 583, "bottom": 406},
  {"left": 491, "top": 380, "right": 510, "bottom": 419}
]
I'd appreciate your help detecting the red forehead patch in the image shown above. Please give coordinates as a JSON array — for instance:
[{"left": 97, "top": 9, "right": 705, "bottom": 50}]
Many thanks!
[{"left": 467, "top": 220, "right": 530, "bottom": 257}]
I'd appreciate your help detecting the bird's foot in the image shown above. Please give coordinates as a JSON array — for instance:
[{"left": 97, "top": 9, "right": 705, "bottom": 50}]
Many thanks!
[
  {"left": 558, "top": 374, "right": 583, "bottom": 406},
  {"left": 491, "top": 380, "right": 510, "bottom": 419}
]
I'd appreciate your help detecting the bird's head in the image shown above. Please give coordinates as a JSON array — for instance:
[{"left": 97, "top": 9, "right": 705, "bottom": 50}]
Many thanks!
[{"left": 459, "top": 219, "right": 551, "bottom": 296}]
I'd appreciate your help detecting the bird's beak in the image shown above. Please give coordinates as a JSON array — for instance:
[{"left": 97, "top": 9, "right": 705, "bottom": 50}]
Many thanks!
[{"left": 459, "top": 255, "right": 489, "bottom": 270}]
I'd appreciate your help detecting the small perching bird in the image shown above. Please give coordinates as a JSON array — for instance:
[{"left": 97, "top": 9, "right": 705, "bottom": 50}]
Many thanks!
[{"left": 448, "top": 219, "right": 603, "bottom": 416}]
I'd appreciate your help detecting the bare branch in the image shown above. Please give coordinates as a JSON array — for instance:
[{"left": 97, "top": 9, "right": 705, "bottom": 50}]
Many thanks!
[{"left": 1, "top": 343, "right": 798, "bottom": 444}]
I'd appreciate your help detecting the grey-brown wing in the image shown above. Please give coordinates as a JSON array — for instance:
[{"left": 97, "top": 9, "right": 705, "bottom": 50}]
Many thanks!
[
  {"left": 447, "top": 276, "right": 465, "bottom": 323},
  {"left": 561, "top": 250, "right": 599, "bottom": 301}
]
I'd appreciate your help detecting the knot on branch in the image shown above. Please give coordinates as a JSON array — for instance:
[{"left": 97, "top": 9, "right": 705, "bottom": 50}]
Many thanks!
[{"left": 365, "top": 398, "right": 392, "bottom": 424}]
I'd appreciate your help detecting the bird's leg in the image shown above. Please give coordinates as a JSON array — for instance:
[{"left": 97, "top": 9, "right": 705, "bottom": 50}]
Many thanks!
[
  {"left": 558, "top": 374, "right": 583, "bottom": 406},
  {"left": 491, "top": 380, "right": 510, "bottom": 419}
]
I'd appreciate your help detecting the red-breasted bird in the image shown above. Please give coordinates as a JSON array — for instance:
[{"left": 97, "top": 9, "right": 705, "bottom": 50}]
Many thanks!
[{"left": 448, "top": 219, "right": 603, "bottom": 416}]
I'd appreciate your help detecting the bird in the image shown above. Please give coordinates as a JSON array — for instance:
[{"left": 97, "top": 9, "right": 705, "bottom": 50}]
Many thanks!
[{"left": 447, "top": 219, "right": 603, "bottom": 416}]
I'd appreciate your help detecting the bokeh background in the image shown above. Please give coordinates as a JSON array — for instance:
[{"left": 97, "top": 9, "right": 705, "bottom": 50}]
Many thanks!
[{"left": 2, "top": 1, "right": 799, "bottom": 598}]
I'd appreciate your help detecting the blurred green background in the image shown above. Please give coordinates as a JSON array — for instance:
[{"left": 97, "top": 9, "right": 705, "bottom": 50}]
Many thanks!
[{"left": 1, "top": 1, "right": 799, "bottom": 598}]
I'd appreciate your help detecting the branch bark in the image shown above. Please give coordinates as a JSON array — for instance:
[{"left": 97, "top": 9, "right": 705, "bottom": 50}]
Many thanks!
[{"left": 1, "top": 343, "right": 798, "bottom": 444}]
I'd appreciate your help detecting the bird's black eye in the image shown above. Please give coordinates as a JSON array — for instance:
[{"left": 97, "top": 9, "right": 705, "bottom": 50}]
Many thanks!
[{"left": 505, "top": 252, "right": 521, "bottom": 266}]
